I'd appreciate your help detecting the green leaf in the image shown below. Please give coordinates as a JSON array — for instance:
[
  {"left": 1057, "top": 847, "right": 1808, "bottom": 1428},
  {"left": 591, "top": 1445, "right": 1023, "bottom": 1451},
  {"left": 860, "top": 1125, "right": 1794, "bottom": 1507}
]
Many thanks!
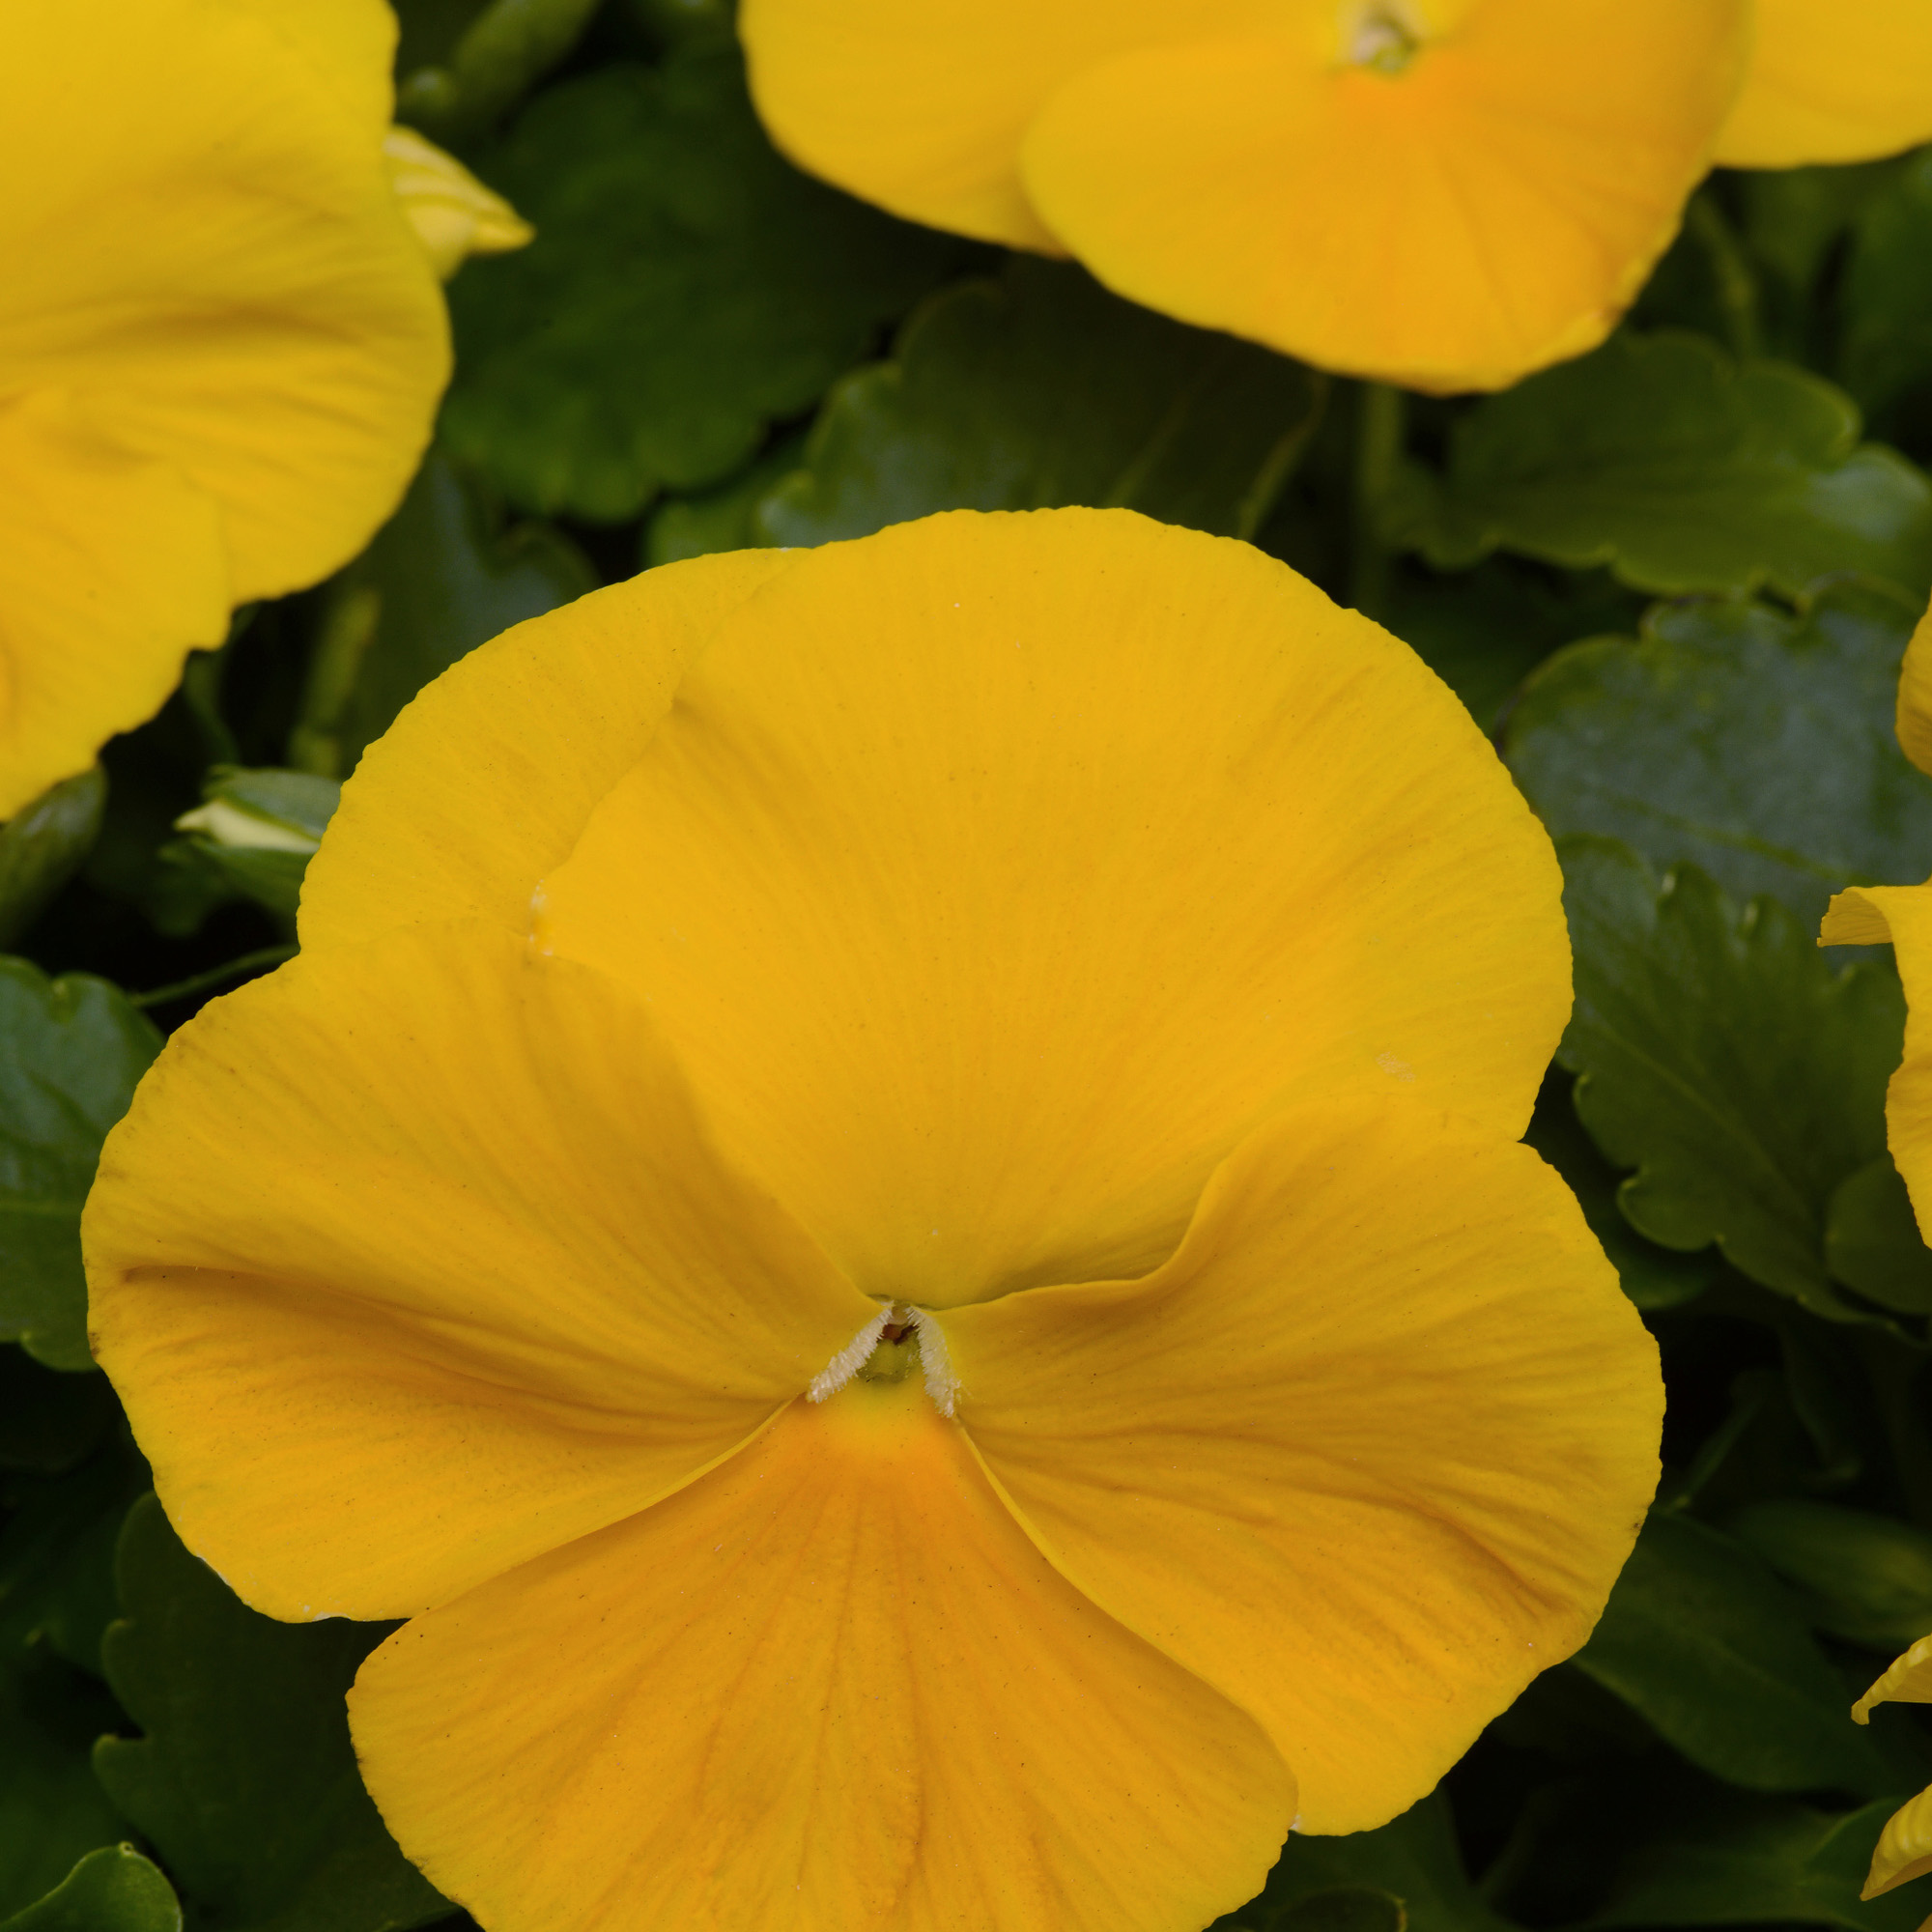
[
  {"left": 95, "top": 1497, "right": 447, "bottom": 1932},
  {"left": 1575, "top": 1510, "right": 1892, "bottom": 1796},
  {"left": 754, "top": 258, "right": 1324, "bottom": 547},
  {"left": 643, "top": 430, "right": 808, "bottom": 567},
  {"left": 1728, "top": 1500, "right": 1932, "bottom": 1652},
  {"left": 0, "top": 963, "right": 160, "bottom": 1371},
  {"left": 1556, "top": 839, "right": 1903, "bottom": 1315},
  {"left": 440, "top": 43, "right": 960, "bottom": 521},
  {"left": 1387, "top": 331, "right": 1932, "bottom": 601},
  {"left": 0, "top": 1846, "right": 181, "bottom": 1932},
  {"left": 1585, "top": 1796, "right": 1920, "bottom": 1932},
  {"left": 0, "top": 1656, "right": 131, "bottom": 1918},
  {"left": 0, "top": 772, "right": 105, "bottom": 952},
  {"left": 158, "top": 769, "right": 342, "bottom": 933},
  {"left": 0, "top": 1351, "right": 115, "bottom": 1476},
  {"left": 1524, "top": 1075, "right": 1714, "bottom": 1312},
  {"left": 1217, "top": 1795, "right": 1517, "bottom": 1932},
  {"left": 290, "top": 453, "right": 596, "bottom": 780},
  {"left": 1503, "top": 577, "right": 1932, "bottom": 933},
  {"left": 1826, "top": 1156, "right": 1932, "bottom": 1315},
  {"left": 1841, "top": 151, "right": 1932, "bottom": 438}
]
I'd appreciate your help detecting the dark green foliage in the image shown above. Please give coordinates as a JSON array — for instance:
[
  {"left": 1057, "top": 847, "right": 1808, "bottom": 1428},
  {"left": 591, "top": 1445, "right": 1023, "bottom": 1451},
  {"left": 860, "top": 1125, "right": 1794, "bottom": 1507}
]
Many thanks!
[
  {"left": 0, "top": 774, "right": 105, "bottom": 953},
  {"left": 440, "top": 43, "right": 960, "bottom": 521},
  {"left": 0, "top": 964, "right": 159, "bottom": 1370},
  {"left": 0, "top": 1846, "right": 181, "bottom": 1932},
  {"left": 94, "top": 1498, "right": 448, "bottom": 1932}
]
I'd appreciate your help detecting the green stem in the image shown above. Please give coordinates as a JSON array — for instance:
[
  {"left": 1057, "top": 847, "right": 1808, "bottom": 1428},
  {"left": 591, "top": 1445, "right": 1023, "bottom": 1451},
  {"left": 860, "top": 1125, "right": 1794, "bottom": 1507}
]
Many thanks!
[
  {"left": 1687, "top": 192, "right": 1762, "bottom": 362},
  {"left": 1350, "top": 380, "right": 1405, "bottom": 623},
  {"left": 131, "top": 944, "right": 296, "bottom": 1011}
]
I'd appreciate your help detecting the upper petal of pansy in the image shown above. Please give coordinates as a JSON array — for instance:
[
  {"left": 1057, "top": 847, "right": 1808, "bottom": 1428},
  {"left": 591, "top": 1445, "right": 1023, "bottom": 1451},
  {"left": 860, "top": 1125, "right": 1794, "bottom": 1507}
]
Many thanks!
[
  {"left": 535, "top": 509, "right": 1570, "bottom": 1309},
  {"left": 0, "top": 0, "right": 448, "bottom": 603},
  {"left": 216, "top": 0, "right": 398, "bottom": 139},
  {"left": 84, "top": 922, "right": 875, "bottom": 1623},
  {"left": 0, "top": 392, "right": 228, "bottom": 819},
  {"left": 1017, "top": 0, "right": 1747, "bottom": 390},
  {"left": 298, "top": 548, "right": 795, "bottom": 954},
  {"left": 349, "top": 1374, "right": 1293, "bottom": 1932},
  {"left": 1821, "top": 884, "right": 1932, "bottom": 1226},
  {"left": 942, "top": 1094, "right": 1662, "bottom": 1834},
  {"left": 1714, "top": 0, "right": 1932, "bottom": 166},
  {"left": 738, "top": 0, "right": 1266, "bottom": 251}
]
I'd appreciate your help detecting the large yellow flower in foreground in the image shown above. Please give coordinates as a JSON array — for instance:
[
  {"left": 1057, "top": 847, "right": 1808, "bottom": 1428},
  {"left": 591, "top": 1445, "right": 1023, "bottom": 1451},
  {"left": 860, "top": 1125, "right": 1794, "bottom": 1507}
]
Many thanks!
[
  {"left": 739, "top": 0, "right": 1747, "bottom": 391},
  {"left": 1713, "top": 0, "right": 1932, "bottom": 166},
  {"left": 0, "top": 0, "right": 450, "bottom": 820},
  {"left": 85, "top": 511, "right": 1662, "bottom": 1932}
]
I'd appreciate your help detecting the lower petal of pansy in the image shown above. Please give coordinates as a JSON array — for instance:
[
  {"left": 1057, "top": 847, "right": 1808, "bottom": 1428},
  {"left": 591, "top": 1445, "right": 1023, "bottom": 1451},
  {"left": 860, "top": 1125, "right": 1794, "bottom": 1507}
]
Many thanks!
[
  {"left": 1821, "top": 884, "right": 1932, "bottom": 1229},
  {"left": 85, "top": 922, "right": 875, "bottom": 1621},
  {"left": 0, "top": 391, "right": 229, "bottom": 819},
  {"left": 537, "top": 509, "right": 1568, "bottom": 1309},
  {"left": 297, "top": 548, "right": 794, "bottom": 953},
  {"left": 1017, "top": 2, "right": 1744, "bottom": 389},
  {"left": 349, "top": 1376, "right": 1293, "bottom": 1932},
  {"left": 943, "top": 1096, "right": 1662, "bottom": 1834}
]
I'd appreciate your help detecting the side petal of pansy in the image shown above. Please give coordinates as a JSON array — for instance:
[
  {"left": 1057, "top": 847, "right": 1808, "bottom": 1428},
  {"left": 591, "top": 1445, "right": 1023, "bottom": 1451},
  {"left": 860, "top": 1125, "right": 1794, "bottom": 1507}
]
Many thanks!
[
  {"left": 1713, "top": 0, "right": 1932, "bottom": 166},
  {"left": 349, "top": 1374, "right": 1295, "bottom": 1932},
  {"left": 1017, "top": 0, "right": 1747, "bottom": 390},
  {"left": 298, "top": 547, "right": 795, "bottom": 952},
  {"left": 1896, "top": 604, "right": 1932, "bottom": 780},
  {"left": 738, "top": 0, "right": 1222, "bottom": 250},
  {"left": 84, "top": 920, "right": 877, "bottom": 1623},
  {"left": 217, "top": 0, "right": 398, "bottom": 139},
  {"left": 1854, "top": 1636, "right": 1932, "bottom": 1898},
  {"left": 1821, "top": 884, "right": 1932, "bottom": 1225},
  {"left": 5, "top": 0, "right": 449, "bottom": 607},
  {"left": 535, "top": 508, "right": 1572, "bottom": 1309},
  {"left": 941, "top": 1094, "right": 1662, "bottom": 1834},
  {"left": 0, "top": 393, "right": 229, "bottom": 818}
]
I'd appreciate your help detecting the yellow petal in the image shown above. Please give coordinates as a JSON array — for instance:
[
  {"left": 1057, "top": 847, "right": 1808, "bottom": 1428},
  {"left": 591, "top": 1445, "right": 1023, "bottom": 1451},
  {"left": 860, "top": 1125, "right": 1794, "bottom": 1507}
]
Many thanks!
[
  {"left": 1822, "top": 883, "right": 1932, "bottom": 1241},
  {"left": 298, "top": 548, "right": 795, "bottom": 953},
  {"left": 349, "top": 1376, "right": 1293, "bottom": 1932},
  {"left": 0, "top": 392, "right": 229, "bottom": 819},
  {"left": 1897, "top": 604, "right": 1932, "bottom": 780},
  {"left": 943, "top": 1095, "right": 1662, "bottom": 1833},
  {"left": 84, "top": 922, "right": 875, "bottom": 1621},
  {"left": 384, "top": 127, "right": 535, "bottom": 281},
  {"left": 536, "top": 508, "right": 1570, "bottom": 1307},
  {"left": 1855, "top": 1632, "right": 1932, "bottom": 1724},
  {"left": 2, "top": 0, "right": 449, "bottom": 603},
  {"left": 1714, "top": 0, "right": 1932, "bottom": 166},
  {"left": 1018, "top": 2, "right": 1747, "bottom": 390},
  {"left": 739, "top": 0, "right": 1258, "bottom": 249},
  {"left": 216, "top": 0, "right": 398, "bottom": 138},
  {"left": 1866, "top": 1787, "right": 1932, "bottom": 1899}
]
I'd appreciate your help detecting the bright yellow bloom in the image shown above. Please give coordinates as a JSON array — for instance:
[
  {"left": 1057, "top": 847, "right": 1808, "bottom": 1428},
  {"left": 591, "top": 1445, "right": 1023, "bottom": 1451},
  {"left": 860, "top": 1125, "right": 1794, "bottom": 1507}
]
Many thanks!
[
  {"left": 1853, "top": 1636, "right": 1932, "bottom": 1899},
  {"left": 738, "top": 0, "right": 1747, "bottom": 391},
  {"left": 383, "top": 127, "right": 535, "bottom": 281},
  {"left": 0, "top": 0, "right": 450, "bottom": 821},
  {"left": 1714, "top": 0, "right": 1932, "bottom": 166},
  {"left": 85, "top": 512, "right": 1662, "bottom": 1932}
]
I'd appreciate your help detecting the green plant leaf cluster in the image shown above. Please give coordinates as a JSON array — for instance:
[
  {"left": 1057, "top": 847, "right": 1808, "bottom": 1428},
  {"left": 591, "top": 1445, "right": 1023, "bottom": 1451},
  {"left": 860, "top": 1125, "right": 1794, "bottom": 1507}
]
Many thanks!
[{"left": 13, "top": 15, "right": 1932, "bottom": 1931}]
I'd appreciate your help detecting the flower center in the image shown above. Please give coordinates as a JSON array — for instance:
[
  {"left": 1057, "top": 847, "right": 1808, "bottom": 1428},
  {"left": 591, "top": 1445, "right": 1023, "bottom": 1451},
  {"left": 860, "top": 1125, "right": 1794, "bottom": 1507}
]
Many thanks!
[
  {"left": 1348, "top": 7, "right": 1420, "bottom": 73},
  {"left": 810, "top": 1303, "right": 957, "bottom": 1416}
]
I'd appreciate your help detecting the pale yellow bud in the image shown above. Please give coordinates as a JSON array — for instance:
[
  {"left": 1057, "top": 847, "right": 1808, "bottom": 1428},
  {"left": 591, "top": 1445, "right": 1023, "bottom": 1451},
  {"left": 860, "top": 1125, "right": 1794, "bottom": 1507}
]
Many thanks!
[{"left": 382, "top": 125, "right": 533, "bottom": 281}]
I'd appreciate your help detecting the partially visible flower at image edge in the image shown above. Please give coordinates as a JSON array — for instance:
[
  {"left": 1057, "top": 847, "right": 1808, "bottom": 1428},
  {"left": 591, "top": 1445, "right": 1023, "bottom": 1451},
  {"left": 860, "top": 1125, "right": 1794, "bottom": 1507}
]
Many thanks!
[
  {"left": 0, "top": 0, "right": 452, "bottom": 821},
  {"left": 1853, "top": 1636, "right": 1932, "bottom": 1901},
  {"left": 84, "top": 509, "right": 1663, "bottom": 1932}
]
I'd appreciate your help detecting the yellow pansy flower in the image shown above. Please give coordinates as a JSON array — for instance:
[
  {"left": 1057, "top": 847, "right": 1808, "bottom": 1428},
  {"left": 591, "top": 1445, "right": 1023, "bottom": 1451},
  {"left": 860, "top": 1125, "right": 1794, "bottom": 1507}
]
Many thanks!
[
  {"left": 1853, "top": 1635, "right": 1932, "bottom": 1900},
  {"left": 1714, "top": 0, "right": 1932, "bottom": 166},
  {"left": 738, "top": 0, "right": 1748, "bottom": 391},
  {"left": 0, "top": 0, "right": 450, "bottom": 821},
  {"left": 85, "top": 511, "right": 1663, "bottom": 1932}
]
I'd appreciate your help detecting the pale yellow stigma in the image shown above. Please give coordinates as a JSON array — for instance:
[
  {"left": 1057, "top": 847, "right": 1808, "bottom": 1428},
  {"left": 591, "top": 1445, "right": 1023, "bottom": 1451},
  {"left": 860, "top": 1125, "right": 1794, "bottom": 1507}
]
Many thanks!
[
  {"left": 1347, "top": 7, "right": 1421, "bottom": 73},
  {"left": 810, "top": 1303, "right": 957, "bottom": 1416}
]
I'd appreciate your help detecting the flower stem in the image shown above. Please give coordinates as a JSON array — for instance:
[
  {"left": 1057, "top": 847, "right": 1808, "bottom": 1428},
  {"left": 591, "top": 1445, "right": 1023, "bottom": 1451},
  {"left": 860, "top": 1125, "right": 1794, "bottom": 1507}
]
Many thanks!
[
  {"left": 1687, "top": 191, "right": 1762, "bottom": 362},
  {"left": 1350, "top": 380, "right": 1405, "bottom": 623},
  {"left": 131, "top": 944, "right": 295, "bottom": 1011}
]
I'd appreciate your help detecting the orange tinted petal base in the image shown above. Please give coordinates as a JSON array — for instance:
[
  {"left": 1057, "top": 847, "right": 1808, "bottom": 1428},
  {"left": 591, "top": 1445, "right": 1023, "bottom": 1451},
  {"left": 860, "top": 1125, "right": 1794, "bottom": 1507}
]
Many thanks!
[{"left": 350, "top": 1376, "right": 1293, "bottom": 1932}]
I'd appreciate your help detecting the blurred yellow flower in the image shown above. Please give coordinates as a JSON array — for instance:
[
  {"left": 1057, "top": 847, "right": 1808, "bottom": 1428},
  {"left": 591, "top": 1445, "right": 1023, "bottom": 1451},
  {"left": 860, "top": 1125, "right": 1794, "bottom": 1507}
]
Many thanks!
[
  {"left": 0, "top": 0, "right": 450, "bottom": 821},
  {"left": 1853, "top": 1635, "right": 1932, "bottom": 1900},
  {"left": 86, "top": 511, "right": 1662, "bottom": 1932},
  {"left": 384, "top": 127, "right": 535, "bottom": 281},
  {"left": 1714, "top": 0, "right": 1932, "bottom": 165},
  {"left": 739, "top": 0, "right": 1747, "bottom": 391}
]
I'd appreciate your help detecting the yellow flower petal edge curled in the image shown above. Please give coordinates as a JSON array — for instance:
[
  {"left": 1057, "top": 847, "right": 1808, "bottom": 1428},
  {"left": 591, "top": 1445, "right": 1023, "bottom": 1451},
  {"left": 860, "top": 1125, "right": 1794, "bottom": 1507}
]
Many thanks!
[
  {"left": 1714, "top": 0, "right": 1932, "bottom": 167},
  {"left": 84, "top": 510, "right": 1664, "bottom": 1932},
  {"left": 0, "top": 0, "right": 450, "bottom": 820},
  {"left": 384, "top": 127, "right": 536, "bottom": 281},
  {"left": 737, "top": 0, "right": 1748, "bottom": 392},
  {"left": 1853, "top": 1635, "right": 1932, "bottom": 1899}
]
